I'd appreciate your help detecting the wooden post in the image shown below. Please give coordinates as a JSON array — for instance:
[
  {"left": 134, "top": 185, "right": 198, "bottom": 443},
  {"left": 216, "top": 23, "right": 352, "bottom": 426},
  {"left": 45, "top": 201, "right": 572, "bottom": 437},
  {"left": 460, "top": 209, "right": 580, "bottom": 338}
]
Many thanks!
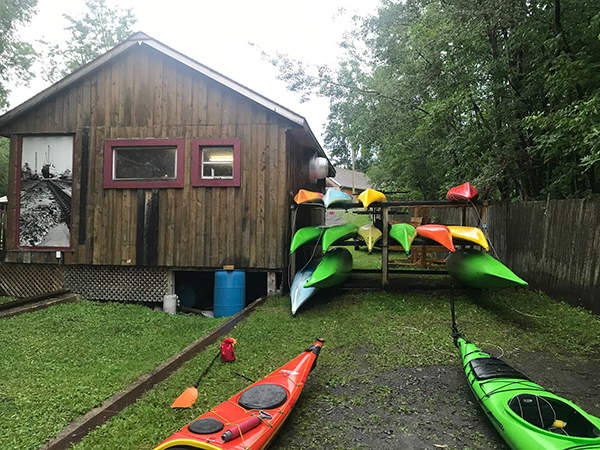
[
  {"left": 382, "top": 205, "right": 389, "bottom": 286},
  {"left": 290, "top": 204, "right": 296, "bottom": 281},
  {"left": 267, "top": 272, "right": 277, "bottom": 295}
]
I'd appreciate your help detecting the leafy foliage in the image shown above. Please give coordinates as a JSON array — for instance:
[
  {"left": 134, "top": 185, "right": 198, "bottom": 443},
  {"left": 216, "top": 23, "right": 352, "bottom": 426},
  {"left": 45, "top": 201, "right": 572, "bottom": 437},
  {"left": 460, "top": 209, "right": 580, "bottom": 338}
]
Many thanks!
[
  {"left": 39, "top": 0, "right": 136, "bottom": 83},
  {"left": 0, "top": 0, "right": 38, "bottom": 110},
  {"left": 268, "top": 0, "right": 600, "bottom": 200}
]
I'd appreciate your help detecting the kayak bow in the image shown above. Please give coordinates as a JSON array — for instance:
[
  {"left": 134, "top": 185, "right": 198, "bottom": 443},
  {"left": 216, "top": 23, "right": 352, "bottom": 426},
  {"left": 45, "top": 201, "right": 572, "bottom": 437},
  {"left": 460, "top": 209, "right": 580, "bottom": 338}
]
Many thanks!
[
  {"left": 448, "top": 225, "right": 489, "bottom": 251},
  {"left": 358, "top": 188, "right": 386, "bottom": 209},
  {"left": 389, "top": 223, "right": 417, "bottom": 254},
  {"left": 304, "top": 247, "right": 353, "bottom": 289},
  {"left": 357, "top": 223, "right": 382, "bottom": 253},
  {"left": 290, "top": 262, "right": 319, "bottom": 315},
  {"left": 290, "top": 226, "right": 326, "bottom": 254},
  {"left": 446, "top": 249, "right": 527, "bottom": 288},
  {"left": 323, "top": 189, "right": 352, "bottom": 208},
  {"left": 321, "top": 223, "right": 359, "bottom": 253},
  {"left": 154, "top": 339, "right": 325, "bottom": 450}
]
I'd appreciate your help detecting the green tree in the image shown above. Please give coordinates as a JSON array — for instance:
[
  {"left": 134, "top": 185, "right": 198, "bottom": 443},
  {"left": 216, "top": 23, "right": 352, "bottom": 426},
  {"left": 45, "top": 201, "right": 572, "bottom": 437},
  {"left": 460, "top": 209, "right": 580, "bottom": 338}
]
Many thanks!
[
  {"left": 268, "top": 0, "right": 600, "bottom": 200},
  {"left": 0, "top": 0, "right": 38, "bottom": 110},
  {"left": 40, "top": 0, "right": 136, "bottom": 83},
  {"left": 0, "top": 137, "right": 8, "bottom": 196}
]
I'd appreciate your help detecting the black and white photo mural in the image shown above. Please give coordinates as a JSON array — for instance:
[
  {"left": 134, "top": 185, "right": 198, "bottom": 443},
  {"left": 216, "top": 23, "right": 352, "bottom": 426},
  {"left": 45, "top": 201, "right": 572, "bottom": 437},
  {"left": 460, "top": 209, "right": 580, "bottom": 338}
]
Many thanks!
[{"left": 19, "top": 136, "right": 73, "bottom": 248}]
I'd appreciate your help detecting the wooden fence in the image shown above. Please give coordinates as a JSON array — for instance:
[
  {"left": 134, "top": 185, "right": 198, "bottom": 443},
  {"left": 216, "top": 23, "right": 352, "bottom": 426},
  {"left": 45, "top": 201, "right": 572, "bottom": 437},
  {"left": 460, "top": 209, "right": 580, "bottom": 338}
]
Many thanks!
[{"left": 434, "top": 199, "right": 600, "bottom": 315}]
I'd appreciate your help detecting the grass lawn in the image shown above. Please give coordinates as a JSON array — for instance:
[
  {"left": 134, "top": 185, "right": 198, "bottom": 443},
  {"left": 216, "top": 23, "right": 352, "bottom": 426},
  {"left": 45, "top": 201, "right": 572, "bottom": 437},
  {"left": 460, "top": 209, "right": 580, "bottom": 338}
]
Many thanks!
[
  {"left": 68, "top": 286, "right": 600, "bottom": 450},
  {"left": 0, "top": 296, "right": 15, "bottom": 305},
  {"left": 0, "top": 300, "right": 227, "bottom": 449}
]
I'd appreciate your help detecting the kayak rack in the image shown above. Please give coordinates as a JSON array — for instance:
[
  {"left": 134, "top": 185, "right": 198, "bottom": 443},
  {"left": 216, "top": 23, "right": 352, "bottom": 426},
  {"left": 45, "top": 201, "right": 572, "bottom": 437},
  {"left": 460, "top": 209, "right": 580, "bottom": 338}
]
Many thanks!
[{"left": 290, "top": 199, "right": 488, "bottom": 287}]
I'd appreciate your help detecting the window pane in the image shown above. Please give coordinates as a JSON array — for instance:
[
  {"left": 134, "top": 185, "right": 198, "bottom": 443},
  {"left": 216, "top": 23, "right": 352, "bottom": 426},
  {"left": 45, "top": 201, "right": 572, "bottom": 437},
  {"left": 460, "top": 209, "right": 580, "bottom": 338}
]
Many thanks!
[
  {"left": 202, "top": 147, "right": 233, "bottom": 163},
  {"left": 114, "top": 146, "right": 176, "bottom": 180},
  {"left": 201, "top": 146, "right": 234, "bottom": 179},
  {"left": 203, "top": 163, "right": 234, "bottom": 178}
]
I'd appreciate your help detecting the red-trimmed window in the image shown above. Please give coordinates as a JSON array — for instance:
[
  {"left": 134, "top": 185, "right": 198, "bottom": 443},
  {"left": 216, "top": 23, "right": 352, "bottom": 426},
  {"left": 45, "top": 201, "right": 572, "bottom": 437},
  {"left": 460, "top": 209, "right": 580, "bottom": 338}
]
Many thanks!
[
  {"left": 192, "top": 138, "right": 241, "bottom": 187},
  {"left": 104, "top": 139, "right": 185, "bottom": 188}
]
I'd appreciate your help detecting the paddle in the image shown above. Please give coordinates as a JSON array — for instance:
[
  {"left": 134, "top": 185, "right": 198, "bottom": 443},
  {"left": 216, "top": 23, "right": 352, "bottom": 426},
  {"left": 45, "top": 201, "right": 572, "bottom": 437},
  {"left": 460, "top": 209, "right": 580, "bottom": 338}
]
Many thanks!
[{"left": 171, "top": 350, "right": 221, "bottom": 409}]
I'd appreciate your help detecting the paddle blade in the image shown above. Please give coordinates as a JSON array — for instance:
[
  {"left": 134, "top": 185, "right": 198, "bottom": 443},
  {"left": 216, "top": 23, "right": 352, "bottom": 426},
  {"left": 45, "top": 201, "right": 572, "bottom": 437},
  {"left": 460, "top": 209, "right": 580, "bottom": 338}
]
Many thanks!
[{"left": 171, "top": 387, "right": 198, "bottom": 409}]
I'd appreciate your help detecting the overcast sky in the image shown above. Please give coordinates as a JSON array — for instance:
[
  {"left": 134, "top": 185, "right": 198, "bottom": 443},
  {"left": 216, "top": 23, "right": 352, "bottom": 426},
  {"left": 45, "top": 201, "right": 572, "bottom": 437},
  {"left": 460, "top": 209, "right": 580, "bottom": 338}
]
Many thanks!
[{"left": 10, "top": 0, "right": 381, "bottom": 147}]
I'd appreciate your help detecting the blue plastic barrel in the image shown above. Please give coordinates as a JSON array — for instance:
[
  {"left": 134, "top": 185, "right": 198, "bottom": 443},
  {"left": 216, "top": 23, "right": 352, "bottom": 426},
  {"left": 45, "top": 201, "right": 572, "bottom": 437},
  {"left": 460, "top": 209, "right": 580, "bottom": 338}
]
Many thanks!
[{"left": 214, "top": 270, "right": 245, "bottom": 317}]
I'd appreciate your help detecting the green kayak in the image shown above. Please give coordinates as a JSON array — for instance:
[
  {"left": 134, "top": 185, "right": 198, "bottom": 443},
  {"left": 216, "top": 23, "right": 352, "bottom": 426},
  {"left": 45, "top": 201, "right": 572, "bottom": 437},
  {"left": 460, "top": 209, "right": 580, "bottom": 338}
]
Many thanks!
[
  {"left": 445, "top": 249, "right": 527, "bottom": 288},
  {"left": 321, "top": 223, "right": 359, "bottom": 253},
  {"left": 290, "top": 226, "right": 326, "bottom": 254},
  {"left": 304, "top": 247, "right": 353, "bottom": 288},
  {"left": 389, "top": 223, "right": 417, "bottom": 254},
  {"left": 456, "top": 335, "right": 600, "bottom": 449}
]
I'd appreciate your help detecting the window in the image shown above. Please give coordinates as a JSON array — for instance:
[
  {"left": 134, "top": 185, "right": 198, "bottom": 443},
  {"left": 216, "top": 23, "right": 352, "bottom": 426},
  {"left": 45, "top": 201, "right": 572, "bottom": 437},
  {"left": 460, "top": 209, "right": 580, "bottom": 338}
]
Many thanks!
[
  {"left": 192, "top": 138, "right": 241, "bottom": 187},
  {"left": 18, "top": 135, "right": 74, "bottom": 249},
  {"left": 104, "top": 139, "right": 185, "bottom": 188}
]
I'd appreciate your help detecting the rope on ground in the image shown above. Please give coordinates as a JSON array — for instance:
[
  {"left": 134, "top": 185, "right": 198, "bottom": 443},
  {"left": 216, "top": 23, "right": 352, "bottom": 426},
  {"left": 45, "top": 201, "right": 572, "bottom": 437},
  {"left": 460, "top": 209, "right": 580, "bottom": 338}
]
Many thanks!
[
  {"left": 478, "top": 342, "right": 505, "bottom": 359},
  {"left": 403, "top": 326, "right": 456, "bottom": 357}
]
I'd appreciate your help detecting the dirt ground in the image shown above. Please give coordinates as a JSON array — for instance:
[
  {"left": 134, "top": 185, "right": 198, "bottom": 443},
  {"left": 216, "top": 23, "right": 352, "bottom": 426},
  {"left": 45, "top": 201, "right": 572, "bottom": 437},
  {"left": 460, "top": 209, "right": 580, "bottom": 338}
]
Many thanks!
[{"left": 271, "top": 350, "right": 600, "bottom": 450}]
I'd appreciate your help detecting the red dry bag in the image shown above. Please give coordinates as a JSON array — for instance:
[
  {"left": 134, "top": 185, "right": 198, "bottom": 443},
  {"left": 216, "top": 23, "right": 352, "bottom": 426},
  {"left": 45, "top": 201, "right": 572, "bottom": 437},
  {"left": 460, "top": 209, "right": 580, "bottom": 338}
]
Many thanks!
[{"left": 220, "top": 338, "right": 236, "bottom": 362}]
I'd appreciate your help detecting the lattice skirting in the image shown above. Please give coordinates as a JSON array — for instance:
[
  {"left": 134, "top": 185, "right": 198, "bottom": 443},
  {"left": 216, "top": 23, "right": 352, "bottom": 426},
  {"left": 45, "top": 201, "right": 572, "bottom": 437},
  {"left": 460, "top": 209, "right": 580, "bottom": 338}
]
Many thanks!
[
  {"left": 64, "top": 265, "right": 173, "bottom": 302},
  {"left": 0, "top": 260, "right": 64, "bottom": 298}
]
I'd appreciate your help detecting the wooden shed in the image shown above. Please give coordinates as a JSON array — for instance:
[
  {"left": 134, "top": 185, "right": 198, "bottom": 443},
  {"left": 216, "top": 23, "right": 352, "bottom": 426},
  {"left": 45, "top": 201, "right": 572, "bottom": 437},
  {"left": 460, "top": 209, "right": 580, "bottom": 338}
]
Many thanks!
[{"left": 0, "top": 32, "right": 333, "bottom": 306}]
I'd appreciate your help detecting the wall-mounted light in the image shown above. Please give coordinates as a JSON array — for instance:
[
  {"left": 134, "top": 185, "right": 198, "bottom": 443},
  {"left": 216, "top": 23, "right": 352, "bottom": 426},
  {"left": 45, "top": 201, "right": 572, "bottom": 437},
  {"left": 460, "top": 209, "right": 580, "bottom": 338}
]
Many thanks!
[{"left": 309, "top": 156, "right": 329, "bottom": 183}]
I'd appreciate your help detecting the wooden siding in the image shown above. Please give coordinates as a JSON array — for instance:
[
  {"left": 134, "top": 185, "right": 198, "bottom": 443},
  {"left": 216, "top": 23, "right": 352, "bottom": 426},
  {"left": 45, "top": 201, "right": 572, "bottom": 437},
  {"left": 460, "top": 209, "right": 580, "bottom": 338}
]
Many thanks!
[{"left": 2, "top": 45, "right": 317, "bottom": 270}]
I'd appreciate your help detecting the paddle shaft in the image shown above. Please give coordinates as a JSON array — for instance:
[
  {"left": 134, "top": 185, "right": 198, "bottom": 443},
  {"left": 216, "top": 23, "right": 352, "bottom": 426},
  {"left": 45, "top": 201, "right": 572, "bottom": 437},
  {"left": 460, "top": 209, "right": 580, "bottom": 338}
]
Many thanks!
[{"left": 193, "top": 351, "right": 221, "bottom": 388}]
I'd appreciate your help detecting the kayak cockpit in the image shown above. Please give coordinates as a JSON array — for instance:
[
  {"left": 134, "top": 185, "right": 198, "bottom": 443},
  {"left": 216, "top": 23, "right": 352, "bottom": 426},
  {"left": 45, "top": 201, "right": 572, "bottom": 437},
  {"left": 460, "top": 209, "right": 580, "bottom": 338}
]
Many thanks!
[{"left": 508, "top": 394, "right": 600, "bottom": 438}]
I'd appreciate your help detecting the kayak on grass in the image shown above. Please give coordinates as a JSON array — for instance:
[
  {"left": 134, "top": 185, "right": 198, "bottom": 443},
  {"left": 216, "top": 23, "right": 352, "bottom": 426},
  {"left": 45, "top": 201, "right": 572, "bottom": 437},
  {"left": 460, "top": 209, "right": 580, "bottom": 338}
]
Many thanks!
[
  {"left": 154, "top": 339, "right": 324, "bottom": 450},
  {"left": 357, "top": 188, "right": 386, "bottom": 209},
  {"left": 304, "top": 247, "right": 353, "bottom": 289},
  {"left": 389, "top": 223, "right": 417, "bottom": 254},
  {"left": 294, "top": 189, "right": 323, "bottom": 205},
  {"left": 290, "top": 261, "right": 319, "bottom": 315},
  {"left": 446, "top": 182, "right": 478, "bottom": 201},
  {"left": 445, "top": 248, "right": 527, "bottom": 289},
  {"left": 323, "top": 189, "right": 352, "bottom": 208},
  {"left": 357, "top": 223, "right": 382, "bottom": 253},
  {"left": 447, "top": 225, "right": 489, "bottom": 251},
  {"left": 321, "top": 223, "right": 359, "bottom": 253},
  {"left": 289, "top": 226, "right": 326, "bottom": 254},
  {"left": 416, "top": 224, "right": 456, "bottom": 252},
  {"left": 455, "top": 335, "right": 600, "bottom": 450}
]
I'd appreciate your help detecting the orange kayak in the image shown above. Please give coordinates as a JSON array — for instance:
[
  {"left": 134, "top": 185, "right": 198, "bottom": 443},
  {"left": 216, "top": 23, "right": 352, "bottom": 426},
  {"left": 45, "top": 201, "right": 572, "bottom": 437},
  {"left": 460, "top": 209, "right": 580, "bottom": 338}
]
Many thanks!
[
  {"left": 154, "top": 339, "right": 324, "bottom": 450},
  {"left": 294, "top": 189, "right": 324, "bottom": 204},
  {"left": 416, "top": 224, "right": 456, "bottom": 252}
]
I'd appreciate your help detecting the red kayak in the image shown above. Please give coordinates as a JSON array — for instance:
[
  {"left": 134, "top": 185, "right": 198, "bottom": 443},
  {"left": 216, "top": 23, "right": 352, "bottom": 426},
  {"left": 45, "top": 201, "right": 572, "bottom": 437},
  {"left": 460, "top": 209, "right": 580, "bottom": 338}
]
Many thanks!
[
  {"left": 446, "top": 182, "right": 478, "bottom": 201},
  {"left": 416, "top": 224, "right": 456, "bottom": 252},
  {"left": 154, "top": 339, "right": 324, "bottom": 450}
]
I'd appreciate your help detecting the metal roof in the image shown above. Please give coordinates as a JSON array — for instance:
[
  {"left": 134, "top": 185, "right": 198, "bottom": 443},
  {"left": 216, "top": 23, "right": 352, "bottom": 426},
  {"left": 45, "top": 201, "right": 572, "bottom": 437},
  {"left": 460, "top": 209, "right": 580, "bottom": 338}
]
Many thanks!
[{"left": 328, "top": 167, "right": 371, "bottom": 190}]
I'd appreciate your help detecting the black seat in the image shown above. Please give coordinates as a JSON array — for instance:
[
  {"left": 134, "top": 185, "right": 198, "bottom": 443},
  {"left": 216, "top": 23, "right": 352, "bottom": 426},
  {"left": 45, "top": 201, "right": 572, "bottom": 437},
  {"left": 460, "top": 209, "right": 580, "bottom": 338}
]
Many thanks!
[{"left": 469, "top": 357, "right": 528, "bottom": 381}]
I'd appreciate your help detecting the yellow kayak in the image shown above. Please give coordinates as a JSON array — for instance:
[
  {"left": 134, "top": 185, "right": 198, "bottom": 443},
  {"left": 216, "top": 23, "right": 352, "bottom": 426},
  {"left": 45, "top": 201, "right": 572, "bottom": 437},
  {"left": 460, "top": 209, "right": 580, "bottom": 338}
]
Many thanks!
[
  {"left": 357, "top": 224, "right": 382, "bottom": 253},
  {"left": 358, "top": 188, "right": 386, "bottom": 209},
  {"left": 447, "top": 226, "right": 489, "bottom": 251}
]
